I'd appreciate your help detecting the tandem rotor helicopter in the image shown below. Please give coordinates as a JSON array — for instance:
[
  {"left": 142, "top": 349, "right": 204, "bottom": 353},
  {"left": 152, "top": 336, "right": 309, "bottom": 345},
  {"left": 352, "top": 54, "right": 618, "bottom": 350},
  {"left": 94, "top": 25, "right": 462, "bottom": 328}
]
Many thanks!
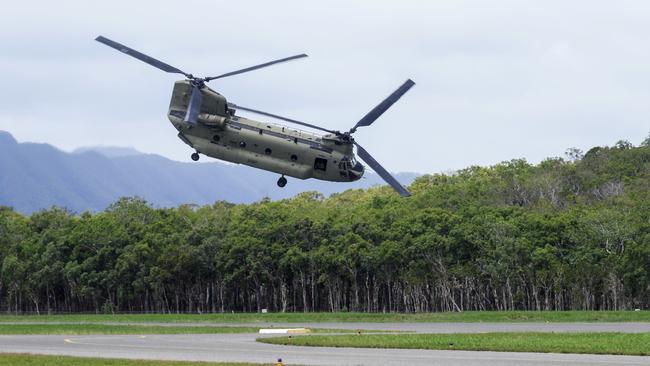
[{"left": 95, "top": 36, "right": 414, "bottom": 196}]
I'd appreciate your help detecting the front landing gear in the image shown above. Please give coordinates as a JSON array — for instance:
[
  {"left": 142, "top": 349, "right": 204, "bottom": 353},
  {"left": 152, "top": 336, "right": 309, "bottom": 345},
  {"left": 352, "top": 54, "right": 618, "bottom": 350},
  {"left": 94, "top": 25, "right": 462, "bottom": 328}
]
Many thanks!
[
  {"left": 191, "top": 152, "right": 200, "bottom": 161},
  {"left": 277, "top": 175, "right": 287, "bottom": 188}
]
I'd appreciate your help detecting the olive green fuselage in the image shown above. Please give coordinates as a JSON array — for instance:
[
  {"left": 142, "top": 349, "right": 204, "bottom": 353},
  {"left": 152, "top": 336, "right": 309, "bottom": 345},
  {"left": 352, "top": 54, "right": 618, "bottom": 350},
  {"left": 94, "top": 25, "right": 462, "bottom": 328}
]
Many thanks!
[{"left": 167, "top": 80, "right": 364, "bottom": 182}]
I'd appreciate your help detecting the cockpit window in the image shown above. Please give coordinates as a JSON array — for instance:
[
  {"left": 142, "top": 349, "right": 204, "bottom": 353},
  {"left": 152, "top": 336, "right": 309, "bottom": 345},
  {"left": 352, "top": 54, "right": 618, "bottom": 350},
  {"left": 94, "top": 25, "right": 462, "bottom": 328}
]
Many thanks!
[
  {"left": 314, "top": 158, "right": 327, "bottom": 172},
  {"left": 344, "top": 156, "right": 356, "bottom": 170}
]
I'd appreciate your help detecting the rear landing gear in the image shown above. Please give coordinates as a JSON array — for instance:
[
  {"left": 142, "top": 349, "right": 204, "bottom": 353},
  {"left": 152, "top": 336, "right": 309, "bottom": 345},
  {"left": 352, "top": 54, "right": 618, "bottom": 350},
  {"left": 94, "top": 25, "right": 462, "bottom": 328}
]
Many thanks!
[
  {"left": 191, "top": 152, "right": 200, "bottom": 161},
  {"left": 277, "top": 175, "right": 287, "bottom": 188}
]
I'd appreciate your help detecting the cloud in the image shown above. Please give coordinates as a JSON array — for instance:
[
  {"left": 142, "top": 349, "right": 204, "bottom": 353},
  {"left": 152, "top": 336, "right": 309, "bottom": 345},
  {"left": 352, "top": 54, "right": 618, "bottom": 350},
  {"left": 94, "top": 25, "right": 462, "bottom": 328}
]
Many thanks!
[{"left": 1, "top": 0, "right": 649, "bottom": 173}]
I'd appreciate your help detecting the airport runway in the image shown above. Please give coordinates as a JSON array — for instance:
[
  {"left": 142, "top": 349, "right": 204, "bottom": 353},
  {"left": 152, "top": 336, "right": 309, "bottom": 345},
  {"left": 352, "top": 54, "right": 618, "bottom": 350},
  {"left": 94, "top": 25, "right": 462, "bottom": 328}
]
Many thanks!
[
  {"left": 3, "top": 321, "right": 650, "bottom": 333},
  {"left": 1, "top": 333, "right": 649, "bottom": 366},
  {"left": 1, "top": 323, "right": 649, "bottom": 365}
]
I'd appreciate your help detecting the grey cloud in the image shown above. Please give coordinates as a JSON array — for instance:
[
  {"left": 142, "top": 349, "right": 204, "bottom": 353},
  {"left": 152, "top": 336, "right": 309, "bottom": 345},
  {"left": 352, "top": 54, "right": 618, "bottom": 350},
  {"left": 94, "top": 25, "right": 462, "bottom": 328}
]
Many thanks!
[{"left": 1, "top": 0, "right": 649, "bottom": 173}]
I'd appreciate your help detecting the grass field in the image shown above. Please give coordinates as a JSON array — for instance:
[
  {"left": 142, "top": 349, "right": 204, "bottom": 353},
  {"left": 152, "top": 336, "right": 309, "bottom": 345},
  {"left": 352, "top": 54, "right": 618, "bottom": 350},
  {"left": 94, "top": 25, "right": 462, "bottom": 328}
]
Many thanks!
[
  {"left": 0, "top": 311, "right": 648, "bottom": 324},
  {"left": 0, "top": 354, "right": 267, "bottom": 366},
  {"left": 259, "top": 332, "right": 650, "bottom": 356}
]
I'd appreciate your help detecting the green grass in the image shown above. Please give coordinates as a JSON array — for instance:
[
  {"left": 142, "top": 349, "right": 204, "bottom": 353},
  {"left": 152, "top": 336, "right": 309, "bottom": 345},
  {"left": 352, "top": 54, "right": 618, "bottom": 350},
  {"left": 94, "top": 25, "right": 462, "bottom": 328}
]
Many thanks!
[
  {"left": 259, "top": 332, "right": 650, "bottom": 356},
  {"left": 0, "top": 354, "right": 267, "bottom": 366},
  {"left": 0, "top": 311, "right": 648, "bottom": 324}
]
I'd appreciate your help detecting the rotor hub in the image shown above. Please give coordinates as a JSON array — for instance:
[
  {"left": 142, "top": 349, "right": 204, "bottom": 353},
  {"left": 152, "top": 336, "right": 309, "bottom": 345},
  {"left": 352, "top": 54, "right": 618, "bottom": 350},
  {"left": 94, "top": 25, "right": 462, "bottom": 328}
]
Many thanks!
[
  {"left": 336, "top": 131, "right": 354, "bottom": 142},
  {"left": 189, "top": 77, "right": 206, "bottom": 88}
]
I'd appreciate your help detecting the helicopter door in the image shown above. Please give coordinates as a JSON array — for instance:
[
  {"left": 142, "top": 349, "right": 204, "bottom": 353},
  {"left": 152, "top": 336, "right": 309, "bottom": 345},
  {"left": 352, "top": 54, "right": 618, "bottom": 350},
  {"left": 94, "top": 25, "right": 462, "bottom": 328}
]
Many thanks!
[{"left": 314, "top": 158, "right": 328, "bottom": 172}]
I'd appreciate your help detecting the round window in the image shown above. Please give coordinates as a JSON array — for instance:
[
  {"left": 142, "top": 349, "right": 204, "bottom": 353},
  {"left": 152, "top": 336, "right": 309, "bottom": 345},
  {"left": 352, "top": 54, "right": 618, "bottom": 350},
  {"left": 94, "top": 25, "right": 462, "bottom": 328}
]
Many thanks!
[
  {"left": 239, "top": 141, "right": 247, "bottom": 148},
  {"left": 265, "top": 148, "right": 272, "bottom": 155},
  {"left": 213, "top": 135, "right": 220, "bottom": 142},
  {"left": 290, "top": 154, "right": 298, "bottom": 161}
]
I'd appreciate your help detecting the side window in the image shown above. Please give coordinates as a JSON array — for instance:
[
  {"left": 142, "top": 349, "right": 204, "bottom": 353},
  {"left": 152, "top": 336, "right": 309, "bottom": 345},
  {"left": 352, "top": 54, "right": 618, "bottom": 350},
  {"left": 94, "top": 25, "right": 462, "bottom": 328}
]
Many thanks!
[{"left": 314, "top": 158, "right": 328, "bottom": 172}]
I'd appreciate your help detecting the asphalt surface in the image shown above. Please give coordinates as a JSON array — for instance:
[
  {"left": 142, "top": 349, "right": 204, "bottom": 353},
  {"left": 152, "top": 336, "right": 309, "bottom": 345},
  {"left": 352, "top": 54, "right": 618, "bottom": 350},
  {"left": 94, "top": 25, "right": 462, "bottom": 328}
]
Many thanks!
[
  {"left": 3, "top": 321, "right": 650, "bottom": 333},
  {"left": 0, "top": 323, "right": 649, "bottom": 365}
]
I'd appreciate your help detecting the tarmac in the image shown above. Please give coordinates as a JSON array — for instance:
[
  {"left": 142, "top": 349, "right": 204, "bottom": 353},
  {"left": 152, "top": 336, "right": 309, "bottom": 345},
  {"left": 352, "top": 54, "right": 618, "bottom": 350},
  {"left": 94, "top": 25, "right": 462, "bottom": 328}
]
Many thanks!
[{"left": 0, "top": 322, "right": 649, "bottom": 365}]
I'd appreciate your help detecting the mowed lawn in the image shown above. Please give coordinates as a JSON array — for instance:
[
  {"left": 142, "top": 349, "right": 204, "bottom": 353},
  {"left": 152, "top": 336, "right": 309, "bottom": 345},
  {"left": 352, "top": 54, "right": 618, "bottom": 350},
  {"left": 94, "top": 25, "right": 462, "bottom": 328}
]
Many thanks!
[
  {"left": 0, "top": 354, "right": 267, "bottom": 366},
  {"left": 259, "top": 332, "right": 650, "bottom": 356},
  {"left": 0, "top": 311, "right": 649, "bottom": 324}
]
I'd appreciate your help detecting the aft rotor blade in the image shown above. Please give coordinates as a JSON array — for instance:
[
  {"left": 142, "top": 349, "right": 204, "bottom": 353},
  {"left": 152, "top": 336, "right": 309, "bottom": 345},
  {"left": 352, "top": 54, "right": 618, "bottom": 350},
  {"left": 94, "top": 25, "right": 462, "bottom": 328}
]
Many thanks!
[
  {"left": 350, "top": 79, "right": 415, "bottom": 134},
  {"left": 228, "top": 103, "right": 336, "bottom": 134},
  {"left": 184, "top": 85, "right": 203, "bottom": 124},
  {"left": 95, "top": 36, "right": 190, "bottom": 77},
  {"left": 354, "top": 142, "right": 411, "bottom": 197},
  {"left": 205, "top": 54, "right": 308, "bottom": 81}
]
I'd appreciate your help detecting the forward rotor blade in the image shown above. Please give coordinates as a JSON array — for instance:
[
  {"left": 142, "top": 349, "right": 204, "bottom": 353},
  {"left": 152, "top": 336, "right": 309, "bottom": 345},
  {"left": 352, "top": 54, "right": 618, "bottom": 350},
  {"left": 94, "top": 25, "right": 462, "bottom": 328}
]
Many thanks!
[
  {"left": 205, "top": 54, "right": 308, "bottom": 81},
  {"left": 228, "top": 103, "right": 336, "bottom": 134},
  {"left": 354, "top": 142, "right": 411, "bottom": 197},
  {"left": 184, "top": 85, "right": 203, "bottom": 124},
  {"left": 95, "top": 36, "right": 190, "bottom": 77},
  {"left": 350, "top": 79, "right": 415, "bottom": 134}
]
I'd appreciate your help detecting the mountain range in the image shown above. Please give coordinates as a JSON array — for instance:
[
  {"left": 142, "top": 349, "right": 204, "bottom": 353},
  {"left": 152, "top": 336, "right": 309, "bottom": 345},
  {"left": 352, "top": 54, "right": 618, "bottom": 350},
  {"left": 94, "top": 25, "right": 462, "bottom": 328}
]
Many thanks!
[{"left": 0, "top": 131, "right": 418, "bottom": 214}]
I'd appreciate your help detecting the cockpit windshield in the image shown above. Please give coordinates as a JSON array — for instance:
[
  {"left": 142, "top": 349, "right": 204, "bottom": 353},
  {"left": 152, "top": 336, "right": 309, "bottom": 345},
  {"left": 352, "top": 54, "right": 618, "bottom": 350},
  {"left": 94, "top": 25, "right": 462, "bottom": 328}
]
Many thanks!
[{"left": 339, "top": 156, "right": 359, "bottom": 170}]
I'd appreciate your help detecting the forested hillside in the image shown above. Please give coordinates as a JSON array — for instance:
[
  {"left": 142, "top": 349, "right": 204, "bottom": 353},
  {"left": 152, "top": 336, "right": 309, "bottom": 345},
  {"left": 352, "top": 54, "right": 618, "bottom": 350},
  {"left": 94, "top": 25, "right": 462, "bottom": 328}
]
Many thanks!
[
  {"left": 1, "top": 137, "right": 649, "bottom": 314},
  {"left": 0, "top": 131, "right": 416, "bottom": 214}
]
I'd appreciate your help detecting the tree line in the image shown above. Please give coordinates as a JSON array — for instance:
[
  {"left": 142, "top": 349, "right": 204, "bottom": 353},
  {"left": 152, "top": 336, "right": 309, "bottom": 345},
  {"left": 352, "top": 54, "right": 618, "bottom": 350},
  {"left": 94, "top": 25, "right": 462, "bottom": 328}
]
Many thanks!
[{"left": 1, "top": 137, "right": 649, "bottom": 314}]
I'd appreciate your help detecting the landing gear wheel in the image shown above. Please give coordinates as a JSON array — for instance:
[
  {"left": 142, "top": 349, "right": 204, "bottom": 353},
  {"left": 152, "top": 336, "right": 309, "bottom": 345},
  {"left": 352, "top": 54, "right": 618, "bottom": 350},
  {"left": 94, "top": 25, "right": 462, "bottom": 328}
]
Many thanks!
[
  {"left": 191, "top": 152, "right": 200, "bottom": 161},
  {"left": 277, "top": 176, "right": 287, "bottom": 188}
]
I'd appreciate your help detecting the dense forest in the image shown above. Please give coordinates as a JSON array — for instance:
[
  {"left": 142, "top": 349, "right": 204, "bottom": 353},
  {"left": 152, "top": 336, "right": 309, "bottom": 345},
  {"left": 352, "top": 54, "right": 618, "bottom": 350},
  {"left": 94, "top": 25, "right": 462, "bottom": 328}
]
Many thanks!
[{"left": 1, "top": 136, "right": 650, "bottom": 314}]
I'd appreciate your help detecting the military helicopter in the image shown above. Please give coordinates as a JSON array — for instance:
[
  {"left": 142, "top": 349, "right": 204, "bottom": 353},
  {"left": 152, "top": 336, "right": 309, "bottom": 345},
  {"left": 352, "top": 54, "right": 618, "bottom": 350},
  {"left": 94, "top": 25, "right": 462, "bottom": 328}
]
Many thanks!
[{"left": 95, "top": 36, "right": 414, "bottom": 196}]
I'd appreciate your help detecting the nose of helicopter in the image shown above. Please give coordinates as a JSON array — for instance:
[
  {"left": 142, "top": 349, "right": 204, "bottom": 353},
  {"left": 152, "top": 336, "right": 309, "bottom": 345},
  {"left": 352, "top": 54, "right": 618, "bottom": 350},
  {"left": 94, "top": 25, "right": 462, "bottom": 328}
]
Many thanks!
[{"left": 348, "top": 162, "right": 364, "bottom": 181}]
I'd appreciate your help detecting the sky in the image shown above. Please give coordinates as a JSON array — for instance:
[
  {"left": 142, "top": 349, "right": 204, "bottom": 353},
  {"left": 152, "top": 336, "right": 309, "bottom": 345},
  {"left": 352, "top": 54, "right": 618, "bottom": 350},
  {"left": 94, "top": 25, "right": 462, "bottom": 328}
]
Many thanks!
[{"left": 1, "top": 0, "right": 649, "bottom": 174}]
